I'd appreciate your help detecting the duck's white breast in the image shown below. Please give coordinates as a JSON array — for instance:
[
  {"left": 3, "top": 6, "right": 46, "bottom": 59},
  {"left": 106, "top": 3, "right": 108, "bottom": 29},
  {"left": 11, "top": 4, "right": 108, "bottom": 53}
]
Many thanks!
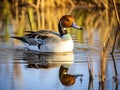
[
  {"left": 25, "top": 39, "right": 74, "bottom": 52},
  {"left": 40, "top": 39, "right": 74, "bottom": 52}
]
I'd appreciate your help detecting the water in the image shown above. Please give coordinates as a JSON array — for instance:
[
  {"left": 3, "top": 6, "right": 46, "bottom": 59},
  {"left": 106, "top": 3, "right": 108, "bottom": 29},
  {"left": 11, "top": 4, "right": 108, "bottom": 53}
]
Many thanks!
[
  {"left": 0, "top": 34, "right": 120, "bottom": 90},
  {"left": 0, "top": 3, "right": 120, "bottom": 90}
]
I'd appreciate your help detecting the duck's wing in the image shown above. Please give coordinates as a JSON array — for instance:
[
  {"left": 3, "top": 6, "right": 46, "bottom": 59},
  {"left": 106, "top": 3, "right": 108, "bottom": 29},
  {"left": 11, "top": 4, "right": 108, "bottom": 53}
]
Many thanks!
[
  {"left": 11, "top": 30, "right": 61, "bottom": 45},
  {"left": 34, "top": 31, "right": 61, "bottom": 45},
  {"left": 24, "top": 30, "right": 60, "bottom": 37},
  {"left": 11, "top": 35, "right": 38, "bottom": 45}
]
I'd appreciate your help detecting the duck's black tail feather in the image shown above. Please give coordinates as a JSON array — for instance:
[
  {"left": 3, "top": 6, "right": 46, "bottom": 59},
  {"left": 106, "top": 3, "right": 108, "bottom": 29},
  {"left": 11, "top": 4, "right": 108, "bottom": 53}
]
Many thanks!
[{"left": 11, "top": 36, "right": 28, "bottom": 43}]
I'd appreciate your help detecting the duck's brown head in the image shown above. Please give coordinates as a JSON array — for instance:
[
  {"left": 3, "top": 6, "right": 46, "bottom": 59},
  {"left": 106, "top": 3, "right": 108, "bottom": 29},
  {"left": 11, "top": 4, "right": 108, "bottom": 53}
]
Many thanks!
[
  {"left": 58, "top": 15, "right": 83, "bottom": 36},
  {"left": 59, "top": 15, "right": 83, "bottom": 30}
]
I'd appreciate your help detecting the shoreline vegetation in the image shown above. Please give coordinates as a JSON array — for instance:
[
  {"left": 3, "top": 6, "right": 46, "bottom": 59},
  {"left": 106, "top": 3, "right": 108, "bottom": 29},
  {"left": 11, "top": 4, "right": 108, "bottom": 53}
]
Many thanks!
[
  {"left": 1, "top": 0, "right": 120, "bottom": 9},
  {"left": 0, "top": 0, "right": 119, "bottom": 44}
]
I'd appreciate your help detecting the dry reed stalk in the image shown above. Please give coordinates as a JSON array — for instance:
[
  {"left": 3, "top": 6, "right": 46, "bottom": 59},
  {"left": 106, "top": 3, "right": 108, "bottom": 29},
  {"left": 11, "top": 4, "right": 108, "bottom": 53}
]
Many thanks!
[
  {"left": 111, "top": 0, "right": 120, "bottom": 54},
  {"left": 102, "top": 0, "right": 109, "bottom": 8},
  {"left": 27, "top": 11, "right": 32, "bottom": 31},
  {"left": 15, "top": 0, "right": 18, "bottom": 26},
  {"left": 36, "top": 0, "right": 40, "bottom": 9},
  {"left": 87, "top": 55, "right": 94, "bottom": 90},
  {"left": 25, "top": 0, "right": 37, "bottom": 9},
  {"left": 36, "top": 10, "right": 41, "bottom": 30},
  {"left": 87, "top": 56, "right": 93, "bottom": 80},
  {"left": 100, "top": 49, "right": 107, "bottom": 82},
  {"left": 112, "top": 0, "right": 120, "bottom": 25},
  {"left": 51, "top": 12, "right": 58, "bottom": 31},
  {"left": 69, "top": 0, "right": 75, "bottom": 8},
  {"left": 18, "top": 7, "right": 26, "bottom": 35},
  {"left": 45, "top": 1, "right": 52, "bottom": 30},
  {"left": 109, "top": 0, "right": 119, "bottom": 80},
  {"left": 41, "top": 0, "right": 45, "bottom": 29}
]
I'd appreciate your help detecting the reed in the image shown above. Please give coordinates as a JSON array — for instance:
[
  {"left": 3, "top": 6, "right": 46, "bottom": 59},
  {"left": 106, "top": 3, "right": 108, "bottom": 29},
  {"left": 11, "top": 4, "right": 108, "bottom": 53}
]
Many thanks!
[
  {"left": 0, "top": 0, "right": 72, "bottom": 36},
  {"left": 3, "top": 0, "right": 118, "bottom": 37},
  {"left": 87, "top": 56, "right": 93, "bottom": 80},
  {"left": 2, "top": 0, "right": 11, "bottom": 42},
  {"left": 74, "top": 0, "right": 120, "bottom": 8},
  {"left": 17, "top": 7, "right": 26, "bottom": 35}
]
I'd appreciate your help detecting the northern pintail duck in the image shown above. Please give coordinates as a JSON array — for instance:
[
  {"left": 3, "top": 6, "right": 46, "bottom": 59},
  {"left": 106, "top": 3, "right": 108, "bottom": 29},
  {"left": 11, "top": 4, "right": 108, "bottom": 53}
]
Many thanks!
[{"left": 11, "top": 15, "right": 83, "bottom": 52}]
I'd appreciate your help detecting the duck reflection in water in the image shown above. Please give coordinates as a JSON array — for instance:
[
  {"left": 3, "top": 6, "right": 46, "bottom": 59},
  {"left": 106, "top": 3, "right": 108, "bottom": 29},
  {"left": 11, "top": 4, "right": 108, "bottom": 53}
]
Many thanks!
[
  {"left": 59, "top": 65, "right": 83, "bottom": 86},
  {"left": 22, "top": 51, "right": 74, "bottom": 69}
]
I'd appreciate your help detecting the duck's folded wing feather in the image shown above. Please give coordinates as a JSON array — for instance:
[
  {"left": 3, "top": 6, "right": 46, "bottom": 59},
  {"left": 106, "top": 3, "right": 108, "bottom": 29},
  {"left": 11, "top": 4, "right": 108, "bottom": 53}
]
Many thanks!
[
  {"left": 25, "top": 30, "right": 60, "bottom": 37},
  {"left": 25, "top": 30, "right": 61, "bottom": 44},
  {"left": 11, "top": 30, "right": 61, "bottom": 45},
  {"left": 35, "top": 32, "right": 61, "bottom": 44}
]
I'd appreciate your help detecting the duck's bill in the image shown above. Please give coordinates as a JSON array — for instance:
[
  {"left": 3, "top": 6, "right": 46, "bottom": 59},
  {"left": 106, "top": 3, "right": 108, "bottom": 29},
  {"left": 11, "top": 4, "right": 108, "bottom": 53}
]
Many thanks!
[{"left": 72, "top": 22, "right": 83, "bottom": 30}]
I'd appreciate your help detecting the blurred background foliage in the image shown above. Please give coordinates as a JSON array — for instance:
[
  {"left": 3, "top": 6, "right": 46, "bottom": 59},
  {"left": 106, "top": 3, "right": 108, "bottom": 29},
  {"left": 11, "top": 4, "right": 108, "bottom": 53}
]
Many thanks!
[{"left": 0, "top": 0, "right": 119, "bottom": 48}]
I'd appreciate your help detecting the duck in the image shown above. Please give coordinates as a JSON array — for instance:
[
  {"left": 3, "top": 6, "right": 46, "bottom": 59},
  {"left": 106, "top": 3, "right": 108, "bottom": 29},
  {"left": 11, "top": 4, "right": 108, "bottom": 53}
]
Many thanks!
[{"left": 11, "top": 15, "right": 83, "bottom": 52}]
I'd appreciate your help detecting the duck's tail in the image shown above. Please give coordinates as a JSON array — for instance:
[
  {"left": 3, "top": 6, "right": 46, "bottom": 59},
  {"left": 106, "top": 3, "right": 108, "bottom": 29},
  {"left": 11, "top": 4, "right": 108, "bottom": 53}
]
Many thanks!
[{"left": 11, "top": 36, "right": 28, "bottom": 43}]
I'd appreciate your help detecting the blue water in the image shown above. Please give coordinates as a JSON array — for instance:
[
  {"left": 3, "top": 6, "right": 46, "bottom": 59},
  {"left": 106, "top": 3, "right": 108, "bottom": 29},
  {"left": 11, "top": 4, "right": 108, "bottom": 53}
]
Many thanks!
[{"left": 0, "top": 33, "right": 120, "bottom": 90}]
